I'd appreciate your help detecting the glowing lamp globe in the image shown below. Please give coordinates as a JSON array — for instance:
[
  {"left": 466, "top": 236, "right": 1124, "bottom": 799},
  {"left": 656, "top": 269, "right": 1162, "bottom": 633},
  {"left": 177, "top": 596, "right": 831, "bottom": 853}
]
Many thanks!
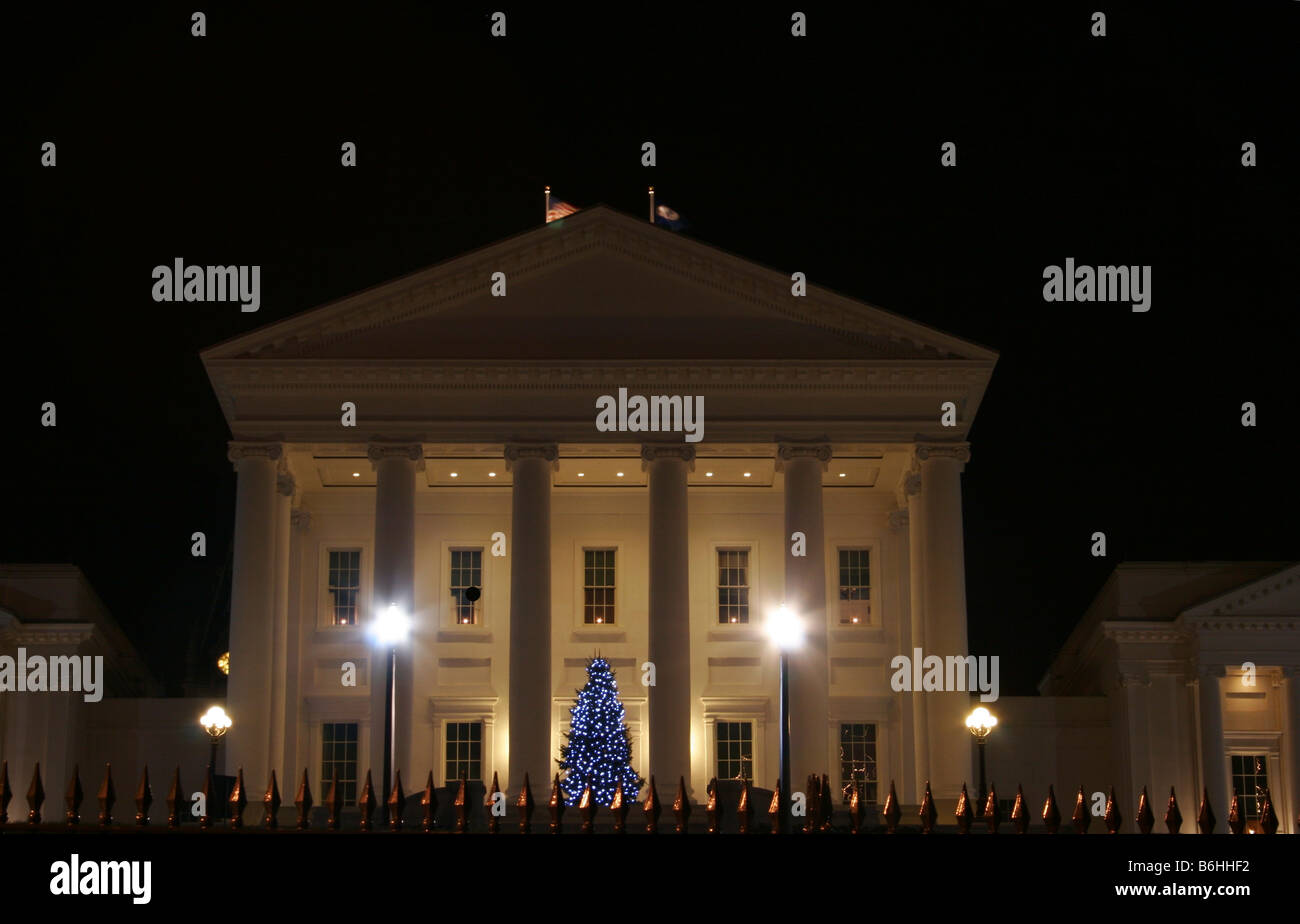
[
  {"left": 766, "top": 604, "right": 804, "bottom": 651},
  {"left": 200, "top": 706, "right": 233, "bottom": 739},
  {"left": 966, "top": 707, "right": 998, "bottom": 740}
]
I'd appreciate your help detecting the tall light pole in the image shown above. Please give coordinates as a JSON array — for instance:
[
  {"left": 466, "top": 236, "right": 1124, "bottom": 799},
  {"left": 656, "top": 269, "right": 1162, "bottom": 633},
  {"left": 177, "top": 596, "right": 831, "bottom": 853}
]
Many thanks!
[
  {"left": 966, "top": 706, "right": 997, "bottom": 816},
  {"left": 371, "top": 603, "right": 410, "bottom": 826},
  {"left": 767, "top": 604, "right": 803, "bottom": 834},
  {"left": 200, "top": 706, "right": 233, "bottom": 774}
]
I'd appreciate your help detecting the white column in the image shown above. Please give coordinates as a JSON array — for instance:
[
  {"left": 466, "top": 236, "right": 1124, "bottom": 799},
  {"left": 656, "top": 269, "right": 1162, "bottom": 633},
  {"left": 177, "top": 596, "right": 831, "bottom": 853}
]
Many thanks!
[
  {"left": 368, "top": 442, "right": 423, "bottom": 786},
  {"left": 281, "top": 508, "right": 311, "bottom": 790},
  {"left": 504, "top": 443, "right": 556, "bottom": 791},
  {"left": 777, "top": 442, "right": 831, "bottom": 782},
  {"left": 226, "top": 442, "right": 283, "bottom": 782},
  {"left": 268, "top": 472, "right": 293, "bottom": 784},
  {"left": 1196, "top": 663, "right": 1227, "bottom": 829},
  {"left": 1284, "top": 666, "right": 1300, "bottom": 835},
  {"left": 889, "top": 507, "right": 917, "bottom": 804},
  {"left": 901, "top": 467, "right": 928, "bottom": 800},
  {"left": 1120, "top": 670, "right": 1152, "bottom": 816},
  {"left": 643, "top": 444, "right": 694, "bottom": 795},
  {"left": 914, "top": 443, "right": 973, "bottom": 804}
]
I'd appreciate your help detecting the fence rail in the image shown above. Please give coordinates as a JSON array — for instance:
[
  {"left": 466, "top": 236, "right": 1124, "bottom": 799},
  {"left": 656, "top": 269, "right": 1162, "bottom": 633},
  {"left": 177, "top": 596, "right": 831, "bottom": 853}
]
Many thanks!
[{"left": 0, "top": 759, "right": 1288, "bottom": 834}]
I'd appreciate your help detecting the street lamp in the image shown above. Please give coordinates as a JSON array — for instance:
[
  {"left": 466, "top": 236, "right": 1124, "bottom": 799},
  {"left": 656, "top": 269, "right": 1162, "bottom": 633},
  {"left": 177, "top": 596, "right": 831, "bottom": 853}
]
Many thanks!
[
  {"left": 370, "top": 603, "right": 410, "bottom": 825},
  {"left": 200, "top": 706, "right": 232, "bottom": 774},
  {"left": 966, "top": 706, "right": 997, "bottom": 816},
  {"left": 766, "top": 603, "right": 803, "bottom": 834}
]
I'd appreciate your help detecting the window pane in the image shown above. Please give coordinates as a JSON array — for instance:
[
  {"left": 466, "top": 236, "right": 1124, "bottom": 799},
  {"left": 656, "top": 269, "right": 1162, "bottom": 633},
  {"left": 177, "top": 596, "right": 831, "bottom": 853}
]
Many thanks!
[{"left": 838, "top": 722, "right": 878, "bottom": 804}]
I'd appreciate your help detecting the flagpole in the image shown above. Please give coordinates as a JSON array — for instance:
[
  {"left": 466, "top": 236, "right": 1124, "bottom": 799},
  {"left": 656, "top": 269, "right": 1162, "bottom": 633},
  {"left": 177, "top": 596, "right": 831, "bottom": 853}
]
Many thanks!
[
  {"left": 545, "top": 185, "right": 551, "bottom": 224},
  {"left": 648, "top": 186, "right": 655, "bottom": 224}
]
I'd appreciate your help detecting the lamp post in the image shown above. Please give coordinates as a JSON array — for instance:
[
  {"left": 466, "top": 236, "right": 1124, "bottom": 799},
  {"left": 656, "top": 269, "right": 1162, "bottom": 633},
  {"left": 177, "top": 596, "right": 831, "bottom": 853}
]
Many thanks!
[
  {"left": 200, "top": 706, "right": 232, "bottom": 774},
  {"left": 767, "top": 603, "right": 803, "bottom": 834},
  {"left": 371, "top": 603, "right": 410, "bottom": 826},
  {"left": 966, "top": 706, "right": 997, "bottom": 816}
]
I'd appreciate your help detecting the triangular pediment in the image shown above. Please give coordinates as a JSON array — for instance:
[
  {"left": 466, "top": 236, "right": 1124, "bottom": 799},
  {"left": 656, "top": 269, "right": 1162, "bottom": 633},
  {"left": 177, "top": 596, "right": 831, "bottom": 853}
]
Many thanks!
[
  {"left": 1182, "top": 562, "right": 1300, "bottom": 618},
  {"left": 202, "top": 206, "right": 995, "bottom": 364}
]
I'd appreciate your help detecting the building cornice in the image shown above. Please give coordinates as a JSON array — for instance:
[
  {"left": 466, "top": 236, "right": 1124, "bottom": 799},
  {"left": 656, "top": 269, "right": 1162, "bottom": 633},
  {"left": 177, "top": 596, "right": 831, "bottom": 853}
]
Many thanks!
[
  {"left": 0, "top": 621, "right": 97, "bottom": 647},
  {"left": 204, "top": 358, "right": 994, "bottom": 389}
]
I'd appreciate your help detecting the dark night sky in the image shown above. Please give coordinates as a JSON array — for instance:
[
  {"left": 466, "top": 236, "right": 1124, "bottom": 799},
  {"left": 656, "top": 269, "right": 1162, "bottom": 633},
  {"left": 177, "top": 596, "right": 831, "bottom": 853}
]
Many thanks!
[{"left": 6, "top": 3, "right": 1297, "bottom": 695}]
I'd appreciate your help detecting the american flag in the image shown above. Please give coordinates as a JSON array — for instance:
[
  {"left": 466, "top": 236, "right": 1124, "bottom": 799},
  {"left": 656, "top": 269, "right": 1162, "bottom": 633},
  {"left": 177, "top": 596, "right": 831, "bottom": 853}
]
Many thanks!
[{"left": 546, "top": 198, "right": 579, "bottom": 223}]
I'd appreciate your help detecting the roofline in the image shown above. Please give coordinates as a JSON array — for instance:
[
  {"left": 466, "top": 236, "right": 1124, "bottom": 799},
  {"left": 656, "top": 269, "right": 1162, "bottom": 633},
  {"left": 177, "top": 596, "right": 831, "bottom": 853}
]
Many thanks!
[{"left": 200, "top": 203, "right": 999, "bottom": 364}]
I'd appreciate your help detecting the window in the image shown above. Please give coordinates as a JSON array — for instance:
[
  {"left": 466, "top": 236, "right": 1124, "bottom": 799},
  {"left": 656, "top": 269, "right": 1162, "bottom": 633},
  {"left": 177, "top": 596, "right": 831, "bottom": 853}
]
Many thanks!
[
  {"left": 717, "top": 549, "right": 750, "bottom": 624},
  {"left": 445, "top": 721, "right": 483, "bottom": 782},
  {"left": 1230, "top": 755, "right": 1270, "bottom": 823},
  {"left": 838, "top": 548, "right": 871, "bottom": 625},
  {"left": 327, "top": 549, "right": 362, "bottom": 625},
  {"left": 450, "top": 549, "right": 483, "bottom": 624},
  {"left": 716, "top": 721, "right": 753, "bottom": 783},
  {"left": 583, "top": 549, "right": 616, "bottom": 624},
  {"left": 839, "top": 723, "right": 877, "bottom": 803},
  {"left": 321, "top": 722, "right": 358, "bottom": 806}
]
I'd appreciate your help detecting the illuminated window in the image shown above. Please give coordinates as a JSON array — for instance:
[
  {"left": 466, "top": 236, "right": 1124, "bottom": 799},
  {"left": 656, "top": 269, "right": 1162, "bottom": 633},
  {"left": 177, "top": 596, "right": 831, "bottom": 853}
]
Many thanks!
[
  {"left": 450, "top": 548, "right": 483, "bottom": 624},
  {"left": 445, "top": 721, "right": 483, "bottom": 782},
  {"left": 838, "top": 548, "right": 871, "bottom": 625},
  {"left": 327, "top": 549, "right": 361, "bottom": 626},
  {"left": 321, "top": 722, "right": 358, "bottom": 806},
  {"left": 583, "top": 549, "right": 615, "bottom": 624},
  {"left": 1230, "top": 755, "right": 1270, "bottom": 823},
  {"left": 717, "top": 549, "right": 750, "bottom": 624},
  {"left": 839, "top": 723, "right": 878, "bottom": 803},
  {"left": 716, "top": 721, "right": 753, "bottom": 783}
]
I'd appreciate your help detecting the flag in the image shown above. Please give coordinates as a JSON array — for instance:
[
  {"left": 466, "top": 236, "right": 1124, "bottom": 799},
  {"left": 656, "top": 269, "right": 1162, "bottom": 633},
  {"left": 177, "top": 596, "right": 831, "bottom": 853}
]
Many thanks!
[
  {"left": 546, "top": 197, "right": 579, "bottom": 223},
  {"left": 654, "top": 203, "right": 687, "bottom": 231}
]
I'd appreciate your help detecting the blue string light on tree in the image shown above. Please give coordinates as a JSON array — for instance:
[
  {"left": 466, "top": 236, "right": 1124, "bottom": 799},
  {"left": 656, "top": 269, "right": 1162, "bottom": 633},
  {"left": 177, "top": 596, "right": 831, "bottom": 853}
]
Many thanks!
[{"left": 557, "top": 656, "right": 644, "bottom": 807}]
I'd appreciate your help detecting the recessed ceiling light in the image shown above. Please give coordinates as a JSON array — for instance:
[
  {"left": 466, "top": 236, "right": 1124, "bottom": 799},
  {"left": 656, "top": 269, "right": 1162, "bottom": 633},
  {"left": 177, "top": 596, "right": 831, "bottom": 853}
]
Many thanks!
[
  {"left": 449, "top": 472, "right": 458, "bottom": 478},
  {"left": 488, "top": 472, "right": 496, "bottom": 478},
  {"left": 705, "top": 472, "right": 713, "bottom": 477},
  {"left": 743, "top": 472, "right": 752, "bottom": 478},
  {"left": 352, "top": 472, "right": 360, "bottom": 478},
  {"left": 616, "top": 472, "right": 624, "bottom": 478},
  {"left": 838, "top": 472, "right": 846, "bottom": 478},
  {"left": 577, "top": 472, "right": 585, "bottom": 478}
]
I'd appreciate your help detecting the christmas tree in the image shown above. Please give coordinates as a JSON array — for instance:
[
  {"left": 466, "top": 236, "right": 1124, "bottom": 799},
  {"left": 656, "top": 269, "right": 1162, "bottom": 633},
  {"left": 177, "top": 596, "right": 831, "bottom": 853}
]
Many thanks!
[{"left": 557, "top": 657, "right": 643, "bottom": 807}]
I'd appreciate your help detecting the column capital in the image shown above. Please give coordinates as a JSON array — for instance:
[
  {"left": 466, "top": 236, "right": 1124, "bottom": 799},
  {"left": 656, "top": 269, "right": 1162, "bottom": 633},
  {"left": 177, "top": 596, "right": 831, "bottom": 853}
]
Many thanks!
[
  {"left": 367, "top": 442, "right": 426, "bottom": 471},
  {"left": 915, "top": 442, "right": 971, "bottom": 464},
  {"left": 888, "top": 508, "right": 910, "bottom": 532},
  {"left": 504, "top": 442, "right": 559, "bottom": 471},
  {"left": 276, "top": 471, "right": 296, "bottom": 497},
  {"left": 640, "top": 444, "right": 696, "bottom": 471},
  {"left": 227, "top": 441, "right": 282, "bottom": 469},
  {"left": 1280, "top": 665, "right": 1300, "bottom": 680},
  {"left": 1196, "top": 663, "right": 1227, "bottom": 680},
  {"left": 896, "top": 471, "right": 922, "bottom": 507},
  {"left": 775, "top": 441, "right": 832, "bottom": 471},
  {"left": 291, "top": 509, "right": 312, "bottom": 531}
]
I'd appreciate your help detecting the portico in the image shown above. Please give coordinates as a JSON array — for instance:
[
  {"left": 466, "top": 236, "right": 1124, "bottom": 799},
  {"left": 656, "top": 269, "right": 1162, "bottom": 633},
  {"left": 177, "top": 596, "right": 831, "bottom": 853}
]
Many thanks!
[{"left": 202, "top": 205, "right": 997, "bottom": 809}]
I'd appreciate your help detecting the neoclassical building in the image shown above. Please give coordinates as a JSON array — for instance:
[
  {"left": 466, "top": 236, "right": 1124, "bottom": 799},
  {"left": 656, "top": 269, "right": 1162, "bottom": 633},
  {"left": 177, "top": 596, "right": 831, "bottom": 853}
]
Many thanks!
[{"left": 200, "top": 205, "right": 998, "bottom": 809}]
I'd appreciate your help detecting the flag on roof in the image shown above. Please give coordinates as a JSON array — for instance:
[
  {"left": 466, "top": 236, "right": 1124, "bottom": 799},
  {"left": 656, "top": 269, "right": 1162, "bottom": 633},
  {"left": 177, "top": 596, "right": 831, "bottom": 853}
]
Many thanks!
[
  {"left": 546, "top": 197, "right": 579, "bottom": 223},
  {"left": 654, "top": 203, "right": 687, "bottom": 231}
]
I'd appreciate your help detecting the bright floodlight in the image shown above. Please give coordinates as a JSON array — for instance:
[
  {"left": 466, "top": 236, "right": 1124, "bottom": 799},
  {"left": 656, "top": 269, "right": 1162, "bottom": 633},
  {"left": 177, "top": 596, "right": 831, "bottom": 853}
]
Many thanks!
[
  {"left": 200, "top": 706, "right": 232, "bottom": 739},
  {"left": 966, "top": 706, "right": 998, "bottom": 739},
  {"left": 371, "top": 603, "right": 411, "bottom": 646},
  {"left": 766, "top": 604, "right": 804, "bottom": 651}
]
